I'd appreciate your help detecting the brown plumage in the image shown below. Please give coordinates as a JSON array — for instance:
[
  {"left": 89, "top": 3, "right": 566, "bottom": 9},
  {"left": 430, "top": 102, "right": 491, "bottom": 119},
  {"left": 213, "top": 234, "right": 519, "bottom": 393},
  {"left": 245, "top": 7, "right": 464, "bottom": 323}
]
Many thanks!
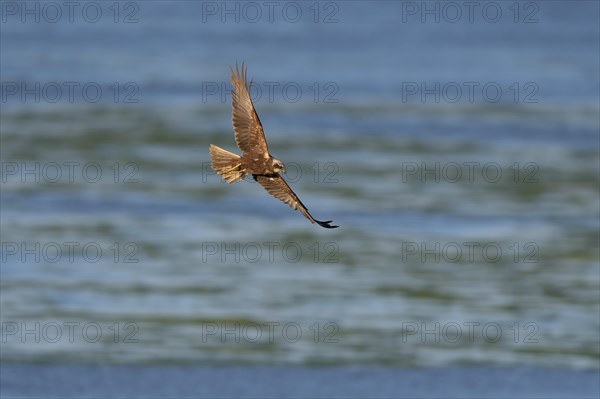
[{"left": 209, "top": 63, "right": 338, "bottom": 229}]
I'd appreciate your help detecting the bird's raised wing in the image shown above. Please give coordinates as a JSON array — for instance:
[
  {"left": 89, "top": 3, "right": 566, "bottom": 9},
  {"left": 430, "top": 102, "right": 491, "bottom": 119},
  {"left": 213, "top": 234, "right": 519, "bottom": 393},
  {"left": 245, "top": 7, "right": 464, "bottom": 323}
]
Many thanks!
[
  {"left": 230, "top": 63, "right": 269, "bottom": 156},
  {"left": 254, "top": 175, "right": 338, "bottom": 228}
]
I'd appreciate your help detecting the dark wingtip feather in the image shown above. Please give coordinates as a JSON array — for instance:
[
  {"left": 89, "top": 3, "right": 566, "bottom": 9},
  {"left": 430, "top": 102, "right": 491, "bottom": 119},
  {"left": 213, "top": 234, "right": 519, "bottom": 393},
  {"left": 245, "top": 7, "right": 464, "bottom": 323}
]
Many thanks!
[{"left": 316, "top": 219, "right": 339, "bottom": 229}]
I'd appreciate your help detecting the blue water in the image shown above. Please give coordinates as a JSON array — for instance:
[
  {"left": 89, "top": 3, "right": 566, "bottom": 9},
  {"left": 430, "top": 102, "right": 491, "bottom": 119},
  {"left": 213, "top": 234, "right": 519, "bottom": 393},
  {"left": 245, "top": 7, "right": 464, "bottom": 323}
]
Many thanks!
[
  {"left": 1, "top": 1, "right": 599, "bottom": 372},
  {"left": 2, "top": 364, "right": 599, "bottom": 399}
]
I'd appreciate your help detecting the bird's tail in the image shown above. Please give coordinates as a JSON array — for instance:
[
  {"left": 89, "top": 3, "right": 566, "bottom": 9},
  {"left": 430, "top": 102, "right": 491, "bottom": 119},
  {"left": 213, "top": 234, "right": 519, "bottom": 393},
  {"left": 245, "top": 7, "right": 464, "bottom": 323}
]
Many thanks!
[{"left": 209, "top": 144, "right": 246, "bottom": 183}]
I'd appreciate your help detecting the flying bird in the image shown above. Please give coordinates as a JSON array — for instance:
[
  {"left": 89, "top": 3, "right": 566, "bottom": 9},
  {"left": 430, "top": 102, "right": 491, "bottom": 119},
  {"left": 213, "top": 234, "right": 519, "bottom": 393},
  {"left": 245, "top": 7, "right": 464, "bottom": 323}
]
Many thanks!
[{"left": 209, "top": 63, "right": 338, "bottom": 228}]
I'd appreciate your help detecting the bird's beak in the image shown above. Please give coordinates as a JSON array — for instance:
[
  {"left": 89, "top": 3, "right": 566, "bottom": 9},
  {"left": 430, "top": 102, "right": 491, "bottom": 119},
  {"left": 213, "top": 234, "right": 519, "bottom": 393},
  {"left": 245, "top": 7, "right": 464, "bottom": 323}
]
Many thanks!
[{"left": 281, "top": 166, "right": 286, "bottom": 173}]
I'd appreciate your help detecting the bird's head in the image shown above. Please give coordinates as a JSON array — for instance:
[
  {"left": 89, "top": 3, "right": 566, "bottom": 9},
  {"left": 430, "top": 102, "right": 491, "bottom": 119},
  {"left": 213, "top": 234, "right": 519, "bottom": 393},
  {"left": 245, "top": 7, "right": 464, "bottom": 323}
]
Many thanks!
[{"left": 272, "top": 158, "right": 286, "bottom": 173}]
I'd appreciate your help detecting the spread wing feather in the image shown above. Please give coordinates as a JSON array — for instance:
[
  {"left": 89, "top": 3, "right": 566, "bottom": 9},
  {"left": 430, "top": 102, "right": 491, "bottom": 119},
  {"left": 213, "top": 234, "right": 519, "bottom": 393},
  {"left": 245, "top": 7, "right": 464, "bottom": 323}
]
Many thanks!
[
  {"left": 230, "top": 63, "right": 269, "bottom": 156},
  {"left": 254, "top": 175, "right": 338, "bottom": 228}
]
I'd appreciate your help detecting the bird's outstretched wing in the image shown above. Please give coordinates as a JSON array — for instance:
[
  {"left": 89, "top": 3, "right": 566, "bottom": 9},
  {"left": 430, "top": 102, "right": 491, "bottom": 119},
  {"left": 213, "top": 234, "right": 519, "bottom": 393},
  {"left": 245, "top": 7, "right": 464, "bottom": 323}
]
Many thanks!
[
  {"left": 254, "top": 175, "right": 338, "bottom": 228},
  {"left": 230, "top": 63, "right": 269, "bottom": 156}
]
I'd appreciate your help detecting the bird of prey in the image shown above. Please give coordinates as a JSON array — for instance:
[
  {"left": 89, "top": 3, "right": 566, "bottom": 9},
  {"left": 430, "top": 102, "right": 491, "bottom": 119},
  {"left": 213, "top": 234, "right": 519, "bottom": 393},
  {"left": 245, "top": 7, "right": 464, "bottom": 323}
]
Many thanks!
[{"left": 209, "top": 63, "right": 338, "bottom": 229}]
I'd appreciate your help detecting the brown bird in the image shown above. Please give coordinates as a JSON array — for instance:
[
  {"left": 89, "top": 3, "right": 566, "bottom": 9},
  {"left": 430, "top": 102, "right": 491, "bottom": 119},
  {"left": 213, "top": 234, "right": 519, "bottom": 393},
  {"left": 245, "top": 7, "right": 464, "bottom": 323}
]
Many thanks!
[{"left": 209, "top": 63, "right": 338, "bottom": 228}]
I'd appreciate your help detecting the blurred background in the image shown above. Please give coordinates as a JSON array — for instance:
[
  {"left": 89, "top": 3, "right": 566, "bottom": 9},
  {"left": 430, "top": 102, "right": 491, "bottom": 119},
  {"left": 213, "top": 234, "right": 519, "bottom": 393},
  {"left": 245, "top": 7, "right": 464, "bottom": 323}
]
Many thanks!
[{"left": 1, "top": 0, "right": 599, "bottom": 371}]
